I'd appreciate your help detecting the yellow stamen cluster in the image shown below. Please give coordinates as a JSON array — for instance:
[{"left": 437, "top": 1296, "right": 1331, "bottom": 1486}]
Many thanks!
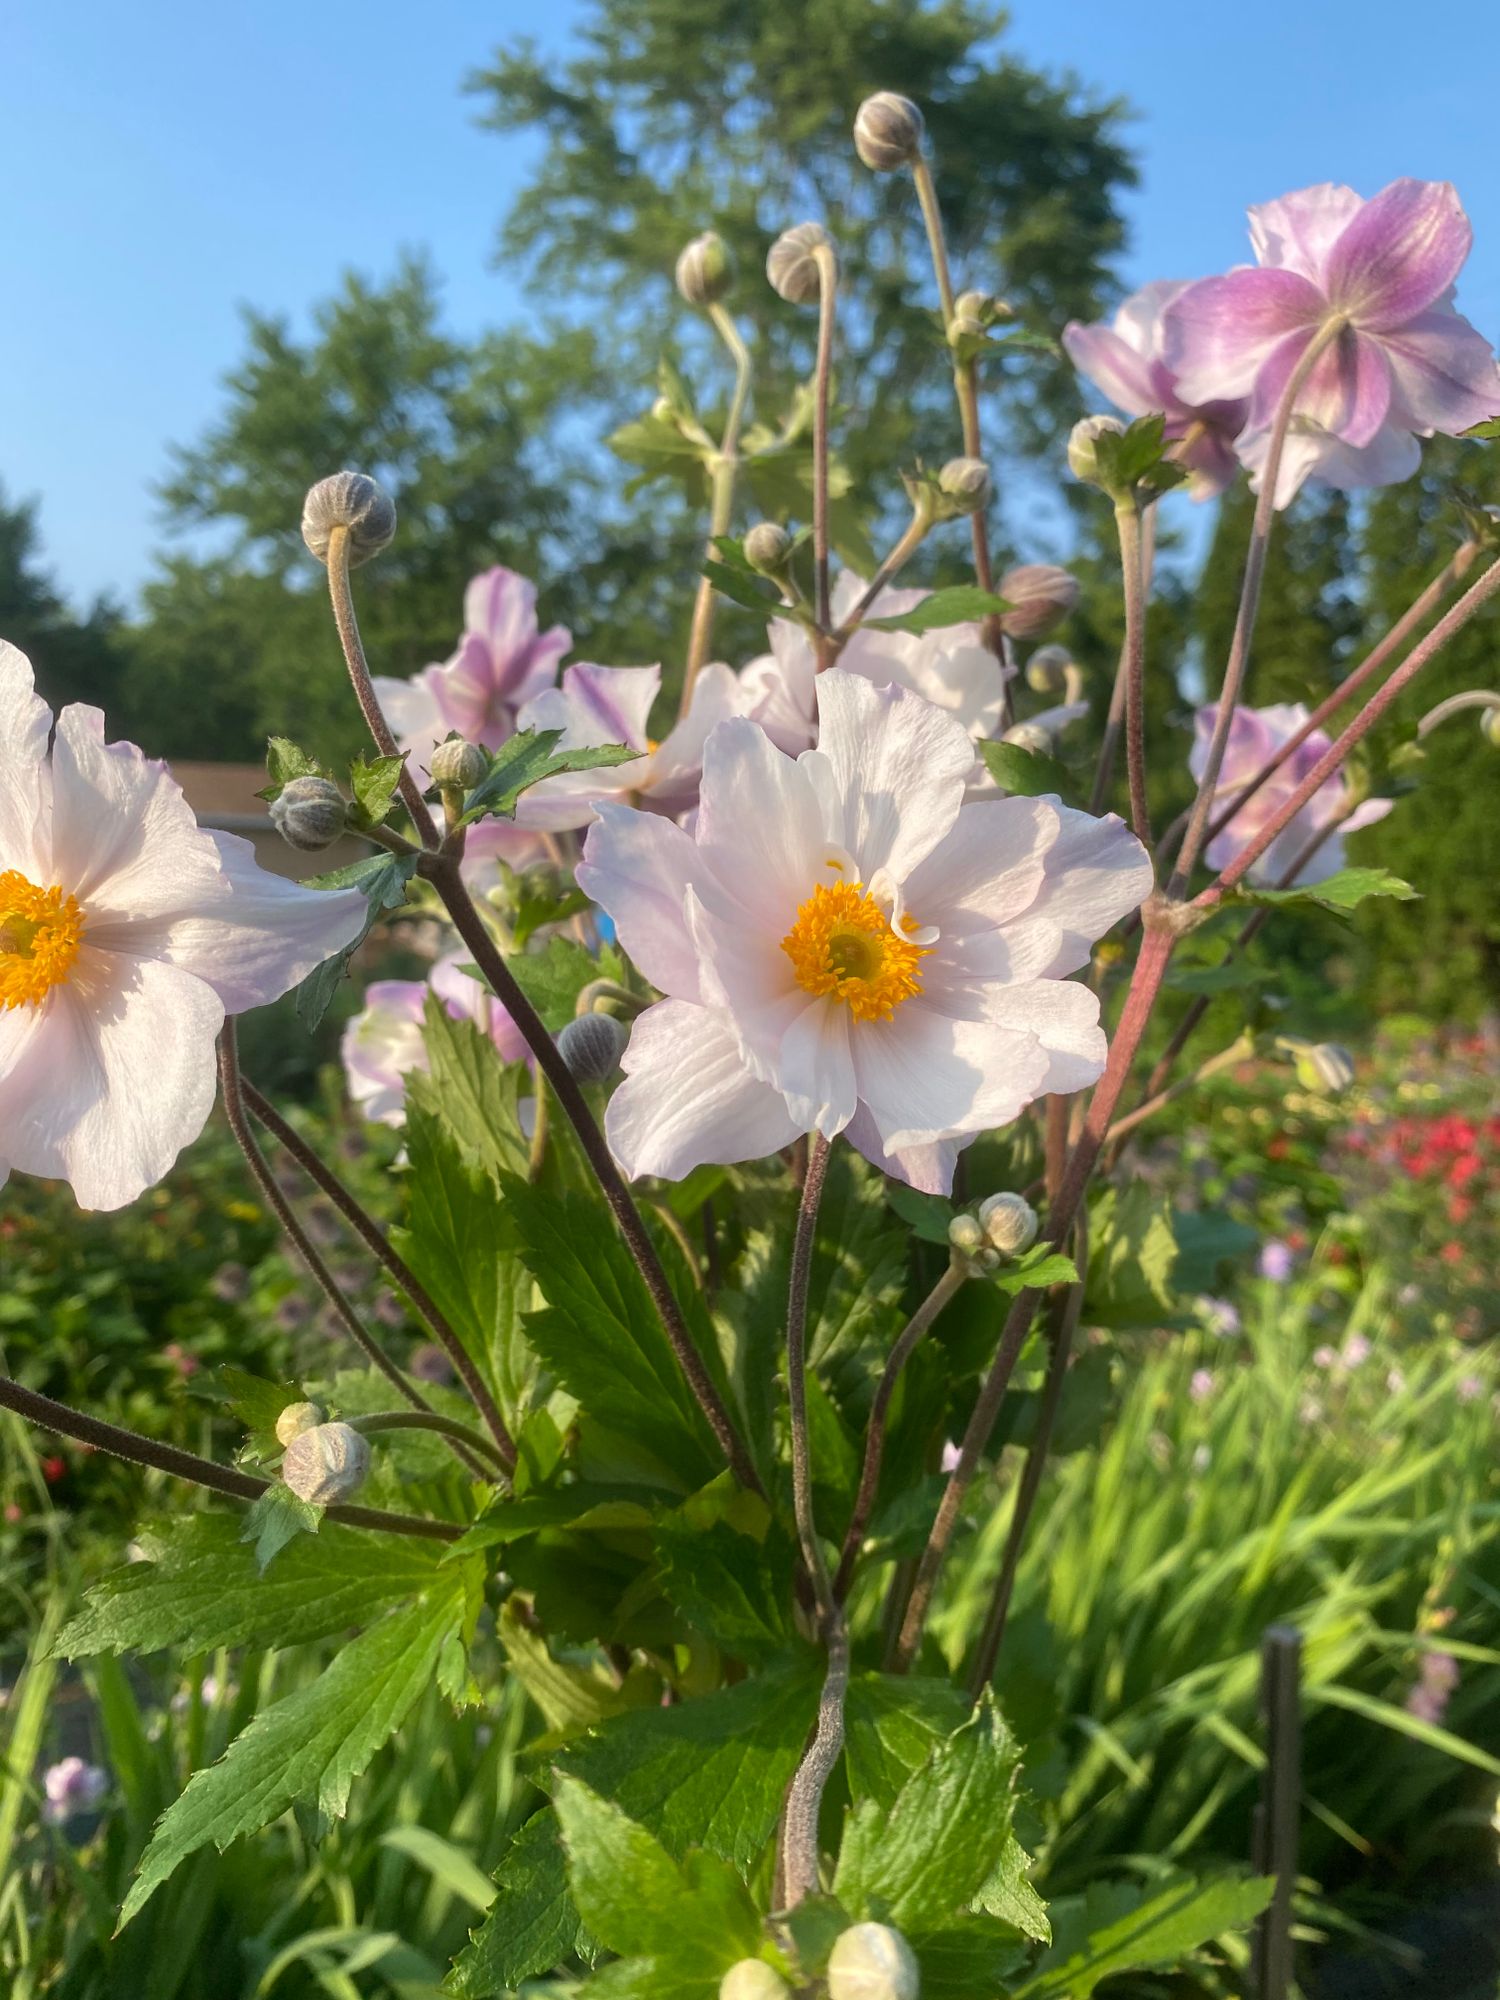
[
  {"left": 781, "top": 879, "right": 927, "bottom": 1023},
  {"left": 0, "top": 872, "right": 85, "bottom": 1010}
]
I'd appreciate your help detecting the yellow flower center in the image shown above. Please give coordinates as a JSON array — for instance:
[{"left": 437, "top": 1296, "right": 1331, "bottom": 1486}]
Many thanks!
[
  {"left": 0, "top": 872, "right": 85, "bottom": 1010},
  {"left": 781, "top": 879, "right": 928, "bottom": 1023}
]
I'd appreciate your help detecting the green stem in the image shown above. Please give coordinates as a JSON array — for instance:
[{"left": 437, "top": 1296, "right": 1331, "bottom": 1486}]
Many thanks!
[{"left": 681, "top": 303, "right": 754, "bottom": 714}]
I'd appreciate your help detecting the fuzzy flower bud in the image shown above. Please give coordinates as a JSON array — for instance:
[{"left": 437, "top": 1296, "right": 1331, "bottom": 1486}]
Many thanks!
[
  {"left": 853, "top": 92, "right": 925, "bottom": 172},
  {"left": 1483, "top": 705, "right": 1500, "bottom": 749},
  {"left": 998, "top": 564, "right": 1079, "bottom": 641},
  {"left": 978, "top": 1191, "right": 1039, "bottom": 1258},
  {"left": 1067, "top": 415, "right": 1127, "bottom": 488},
  {"left": 1001, "top": 722, "right": 1054, "bottom": 756},
  {"left": 719, "top": 1963, "right": 793, "bottom": 2000},
  {"left": 938, "top": 457, "right": 992, "bottom": 512},
  {"left": 767, "top": 223, "right": 835, "bottom": 304},
  {"left": 744, "top": 521, "right": 793, "bottom": 574},
  {"left": 429, "top": 738, "right": 487, "bottom": 791},
  {"left": 947, "top": 1213, "right": 986, "bottom": 1257},
  {"left": 557, "top": 1011, "right": 629, "bottom": 1083},
  {"left": 270, "top": 775, "right": 347, "bottom": 852},
  {"left": 676, "top": 230, "right": 735, "bottom": 308},
  {"left": 280, "top": 1421, "right": 371, "bottom": 1506},
  {"left": 1026, "top": 644, "right": 1073, "bottom": 695},
  {"left": 301, "top": 471, "right": 396, "bottom": 567},
  {"left": 827, "top": 1922, "right": 921, "bottom": 2000},
  {"left": 274, "top": 1400, "right": 325, "bottom": 1448}
]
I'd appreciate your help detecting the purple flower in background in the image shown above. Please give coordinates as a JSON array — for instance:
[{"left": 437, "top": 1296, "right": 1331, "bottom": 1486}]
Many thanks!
[
  {"left": 1313, "top": 1345, "right": 1339, "bottom": 1371},
  {"left": 1457, "top": 1373, "right": 1485, "bottom": 1404},
  {"left": 341, "top": 955, "right": 528, "bottom": 1127},
  {"left": 1165, "top": 180, "right": 1500, "bottom": 506},
  {"left": 1203, "top": 1298, "right": 1241, "bottom": 1339},
  {"left": 374, "top": 567, "right": 570, "bottom": 778},
  {"left": 1259, "top": 1239, "right": 1295, "bottom": 1283},
  {"left": 1405, "top": 1648, "right": 1460, "bottom": 1726},
  {"left": 1189, "top": 1368, "right": 1217, "bottom": 1404},
  {"left": 1063, "top": 281, "right": 1250, "bottom": 498},
  {"left": 1342, "top": 1333, "right": 1373, "bottom": 1369},
  {"left": 42, "top": 1757, "right": 107, "bottom": 1825},
  {"left": 1189, "top": 703, "right": 1393, "bottom": 886},
  {"left": 210, "top": 1261, "right": 250, "bottom": 1303},
  {"left": 410, "top": 1343, "right": 456, "bottom": 1385}
]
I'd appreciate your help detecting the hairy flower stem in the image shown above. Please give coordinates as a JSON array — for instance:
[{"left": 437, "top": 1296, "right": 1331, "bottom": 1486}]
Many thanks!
[
  {"left": 425, "top": 854, "right": 761, "bottom": 1494},
  {"left": 1115, "top": 497, "right": 1152, "bottom": 845},
  {"left": 681, "top": 302, "right": 754, "bottom": 715},
  {"left": 829, "top": 504, "right": 934, "bottom": 653},
  {"left": 833, "top": 1259, "right": 967, "bottom": 1601},
  {"left": 1169, "top": 318, "right": 1345, "bottom": 896},
  {"left": 1089, "top": 505, "right": 1157, "bottom": 818},
  {"left": 240, "top": 1078, "right": 516, "bottom": 1471},
  {"left": 347, "top": 1410, "right": 511, "bottom": 1474},
  {"left": 812, "top": 245, "right": 839, "bottom": 656},
  {"left": 0, "top": 1375, "right": 462, "bottom": 1542},
  {"left": 324, "top": 525, "right": 439, "bottom": 849}
]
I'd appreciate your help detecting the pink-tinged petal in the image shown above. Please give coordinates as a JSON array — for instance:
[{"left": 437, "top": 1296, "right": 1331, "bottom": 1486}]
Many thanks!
[
  {"left": 0, "top": 641, "right": 52, "bottom": 878},
  {"left": 47, "top": 705, "right": 222, "bottom": 914},
  {"left": 900, "top": 797, "right": 1057, "bottom": 937},
  {"left": 888, "top": 629, "right": 1008, "bottom": 739},
  {"left": 457, "top": 815, "right": 552, "bottom": 890},
  {"left": 853, "top": 999, "right": 1050, "bottom": 1150},
  {"left": 513, "top": 663, "right": 660, "bottom": 830},
  {"left": 462, "top": 566, "right": 571, "bottom": 706},
  {"left": 556, "top": 661, "right": 658, "bottom": 752},
  {"left": 1248, "top": 326, "right": 1392, "bottom": 447},
  {"left": 777, "top": 997, "right": 856, "bottom": 1138},
  {"left": 579, "top": 803, "right": 702, "bottom": 1003},
  {"left": 1248, "top": 184, "right": 1364, "bottom": 283},
  {"left": 429, "top": 954, "right": 529, "bottom": 1066},
  {"left": 1380, "top": 309, "right": 1500, "bottom": 436},
  {"left": 683, "top": 885, "right": 805, "bottom": 1077},
  {"left": 641, "top": 663, "right": 749, "bottom": 815},
  {"left": 373, "top": 670, "right": 449, "bottom": 776},
  {"left": 1342, "top": 796, "right": 1395, "bottom": 838},
  {"left": 341, "top": 980, "right": 429, "bottom": 1126},
  {"left": 605, "top": 1000, "right": 802, "bottom": 1180},
  {"left": 812, "top": 672, "right": 973, "bottom": 884},
  {"left": 1239, "top": 420, "right": 1422, "bottom": 507},
  {"left": 997, "top": 802, "right": 1152, "bottom": 980},
  {"left": 976, "top": 979, "right": 1107, "bottom": 1096},
  {"left": 694, "top": 718, "right": 828, "bottom": 932},
  {"left": 1062, "top": 320, "right": 1161, "bottom": 417},
  {"left": 842, "top": 1104, "right": 958, "bottom": 1194},
  {"left": 1164, "top": 269, "right": 1325, "bottom": 406},
  {"left": 86, "top": 830, "right": 367, "bottom": 1016},
  {"left": 1175, "top": 419, "right": 1247, "bottom": 500},
  {"left": 1324, "top": 179, "right": 1472, "bottom": 331},
  {"left": 1191, "top": 704, "right": 1280, "bottom": 794}
]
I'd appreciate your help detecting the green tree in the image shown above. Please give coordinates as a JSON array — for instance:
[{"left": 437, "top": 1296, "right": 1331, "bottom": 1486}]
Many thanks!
[{"left": 0, "top": 485, "right": 127, "bottom": 719}]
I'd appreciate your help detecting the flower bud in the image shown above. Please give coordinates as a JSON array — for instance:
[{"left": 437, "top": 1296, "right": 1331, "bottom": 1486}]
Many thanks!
[
  {"left": 827, "top": 1922, "right": 921, "bottom": 2000},
  {"left": 947, "top": 1213, "right": 985, "bottom": 1257},
  {"left": 280, "top": 1422, "right": 371, "bottom": 1506},
  {"left": 998, "top": 564, "right": 1079, "bottom": 641},
  {"left": 676, "top": 230, "right": 735, "bottom": 308},
  {"left": 719, "top": 1962, "right": 793, "bottom": 2000},
  {"left": 1001, "top": 722, "right": 1053, "bottom": 757},
  {"left": 1026, "top": 644, "right": 1073, "bottom": 695},
  {"left": 429, "top": 738, "right": 487, "bottom": 791},
  {"left": 938, "top": 457, "right": 992, "bottom": 512},
  {"left": 270, "top": 775, "right": 347, "bottom": 852},
  {"left": 767, "top": 222, "right": 835, "bottom": 304},
  {"left": 744, "top": 521, "right": 793, "bottom": 574},
  {"left": 1482, "top": 704, "right": 1500, "bottom": 748},
  {"left": 274, "top": 1400, "right": 325, "bottom": 1448},
  {"left": 978, "top": 1191, "right": 1039, "bottom": 1258},
  {"left": 517, "top": 859, "right": 566, "bottom": 905},
  {"left": 301, "top": 471, "right": 396, "bottom": 567},
  {"left": 947, "top": 311, "right": 986, "bottom": 346},
  {"left": 853, "top": 92, "right": 925, "bottom": 171},
  {"left": 557, "top": 1011, "right": 629, "bottom": 1083},
  {"left": 1291, "top": 1041, "right": 1355, "bottom": 1095},
  {"left": 1067, "top": 415, "right": 1126, "bottom": 487}
]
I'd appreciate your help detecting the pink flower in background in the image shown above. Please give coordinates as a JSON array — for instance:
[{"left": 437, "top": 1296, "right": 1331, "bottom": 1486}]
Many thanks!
[
  {"left": 0, "top": 646, "right": 365, "bottom": 1212},
  {"left": 43, "top": 1757, "right": 107, "bottom": 1824},
  {"left": 1259, "top": 1239, "right": 1295, "bottom": 1282},
  {"left": 1189, "top": 1368, "right": 1217, "bottom": 1404},
  {"left": 1063, "top": 281, "right": 1250, "bottom": 498},
  {"left": 374, "top": 567, "right": 570, "bottom": 778},
  {"left": 578, "top": 671, "right": 1150, "bottom": 1192},
  {"left": 1189, "top": 703, "right": 1393, "bottom": 886},
  {"left": 1342, "top": 1333, "right": 1373, "bottom": 1368},
  {"left": 1165, "top": 180, "right": 1500, "bottom": 506},
  {"left": 1405, "top": 1649, "right": 1459, "bottom": 1726},
  {"left": 341, "top": 954, "right": 527, "bottom": 1126}
]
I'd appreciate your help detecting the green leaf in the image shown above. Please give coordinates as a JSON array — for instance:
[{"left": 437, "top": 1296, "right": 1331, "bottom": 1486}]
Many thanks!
[
  {"left": 864, "top": 585, "right": 1011, "bottom": 634},
  {"left": 295, "top": 851, "right": 417, "bottom": 1030},
  {"left": 347, "top": 751, "right": 407, "bottom": 829},
  {"left": 446, "top": 1485, "right": 656, "bottom": 1558},
  {"left": 378, "top": 1825, "right": 498, "bottom": 1914},
  {"left": 408, "top": 996, "right": 531, "bottom": 1183},
  {"left": 1088, "top": 414, "right": 1189, "bottom": 496},
  {"left": 1233, "top": 865, "right": 1418, "bottom": 913},
  {"left": 654, "top": 1512, "right": 795, "bottom": 1664},
  {"left": 457, "top": 727, "right": 640, "bottom": 830},
  {"left": 910, "top": 1917, "right": 1033, "bottom": 1999},
  {"left": 55, "top": 1514, "right": 448, "bottom": 1659},
  {"left": 1014, "top": 1872, "right": 1275, "bottom": 1998},
  {"left": 499, "top": 1603, "right": 653, "bottom": 1741},
  {"left": 239, "top": 1484, "right": 320, "bottom": 1571},
  {"left": 702, "top": 557, "right": 786, "bottom": 614},
  {"left": 843, "top": 1674, "right": 971, "bottom": 1810},
  {"left": 980, "top": 739, "right": 1075, "bottom": 801},
  {"left": 257, "top": 735, "right": 328, "bottom": 801},
  {"left": 884, "top": 1183, "right": 955, "bottom": 1246},
  {"left": 834, "top": 1696, "right": 1021, "bottom": 1930},
  {"left": 975, "top": 1837, "right": 1052, "bottom": 1942},
  {"left": 997, "top": 1248, "right": 1079, "bottom": 1297},
  {"left": 1461, "top": 416, "right": 1500, "bottom": 439},
  {"left": 211, "top": 1364, "right": 306, "bottom": 1464},
  {"left": 1170, "top": 1209, "right": 1259, "bottom": 1293},
  {"left": 502, "top": 935, "right": 630, "bottom": 1035},
  {"left": 119, "top": 1576, "right": 471, "bottom": 1925},
  {"left": 449, "top": 1813, "right": 592, "bottom": 1995},
  {"left": 1083, "top": 1183, "right": 1177, "bottom": 1328}
]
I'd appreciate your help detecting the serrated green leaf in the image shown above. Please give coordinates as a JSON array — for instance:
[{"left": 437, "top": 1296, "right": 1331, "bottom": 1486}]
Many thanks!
[
  {"left": 407, "top": 997, "right": 532, "bottom": 1183},
  {"left": 449, "top": 1812, "right": 592, "bottom": 1995},
  {"left": 975, "top": 1837, "right": 1052, "bottom": 1942},
  {"left": 981, "top": 739, "right": 1075, "bottom": 801},
  {"left": 258, "top": 736, "right": 328, "bottom": 801},
  {"left": 446, "top": 1485, "right": 655, "bottom": 1558},
  {"left": 1233, "top": 865, "right": 1418, "bottom": 913},
  {"left": 884, "top": 1183, "right": 955, "bottom": 1246},
  {"left": 295, "top": 851, "right": 417, "bottom": 1029},
  {"left": 701, "top": 556, "right": 786, "bottom": 614},
  {"left": 347, "top": 751, "right": 407, "bottom": 829},
  {"left": 503, "top": 935, "right": 631, "bottom": 1035},
  {"left": 864, "top": 585, "right": 1011, "bottom": 635},
  {"left": 240, "top": 1484, "right": 320, "bottom": 1571},
  {"left": 996, "top": 1250, "right": 1079, "bottom": 1297},
  {"left": 1083, "top": 1183, "right": 1177, "bottom": 1328},
  {"left": 654, "top": 1514, "right": 794, "bottom": 1664},
  {"left": 500, "top": 1604, "right": 653, "bottom": 1741},
  {"left": 910, "top": 1917, "right": 1033, "bottom": 1998},
  {"left": 456, "top": 727, "right": 640, "bottom": 830},
  {"left": 843, "top": 1674, "right": 971, "bottom": 1810},
  {"left": 1013, "top": 1872, "right": 1275, "bottom": 1998},
  {"left": 1461, "top": 416, "right": 1500, "bottom": 439}
]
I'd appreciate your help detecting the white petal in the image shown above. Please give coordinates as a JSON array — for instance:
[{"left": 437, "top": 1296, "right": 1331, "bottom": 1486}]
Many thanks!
[
  {"left": 901, "top": 797, "right": 1058, "bottom": 937},
  {"left": 777, "top": 997, "right": 857, "bottom": 1138},
  {"left": 812, "top": 672, "right": 973, "bottom": 883},
  {"left": 605, "top": 999, "right": 802, "bottom": 1180},
  {"left": 694, "top": 717, "right": 829, "bottom": 930},
  {"left": 977, "top": 979, "right": 1107, "bottom": 1094},
  {"left": 579, "top": 803, "right": 702, "bottom": 1002},
  {"left": 851, "top": 998, "right": 1051, "bottom": 1151},
  {"left": 996, "top": 799, "right": 1153, "bottom": 979},
  {"left": 842, "top": 1105, "right": 959, "bottom": 1194},
  {"left": 0, "top": 642, "right": 53, "bottom": 877}
]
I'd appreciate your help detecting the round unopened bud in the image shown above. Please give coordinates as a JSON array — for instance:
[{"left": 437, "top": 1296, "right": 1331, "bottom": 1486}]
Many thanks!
[
  {"left": 938, "top": 457, "right": 992, "bottom": 512},
  {"left": 676, "top": 230, "right": 735, "bottom": 308},
  {"left": 1292, "top": 1042, "right": 1355, "bottom": 1096},
  {"left": 853, "top": 92, "right": 925, "bottom": 172},
  {"left": 429, "top": 738, "right": 487, "bottom": 791},
  {"left": 978, "top": 1191, "right": 1039, "bottom": 1258},
  {"left": 947, "top": 1213, "right": 986, "bottom": 1257},
  {"left": 744, "top": 521, "right": 793, "bottom": 574},
  {"left": 270, "top": 775, "right": 347, "bottom": 852},
  {"left": 274, "top": 1400, "right": 324, "bottom": 1447},
  {"left": 999, "top": 564, "right": 1080, "bottom": 641},
  {"left": 947, "top": 311, "right": 986, "bottom": 346},
  {"left": 1026, "top": 644, "right": 1074, "bottom": 696},
  {"left": 280, "top": 1422, "right": 371, "bottom": 1506},
  {"left": 301, "top": 471, "right": 396, "bottom": 567},
  {"left": 1482, "top": 705, "right": 1500, "bottom": 748},
  {"left": 767, "top": 222, "right": 835, "bottom": 304},
  {"left": 557, "top": 1012, "right": 629, "bottom": 1083},
  {"left": 1067, "top": 415, "right": 1126, "bottom": 487},
  {"left": 827, "top": 1922, "right": 921, "bottom": 2000},
  {"left": 719, "top": 1962, "right": 793, "bottom": 2000},
  {"left": 1001, "top": 722, "right": 1053, "bottom": 756}
]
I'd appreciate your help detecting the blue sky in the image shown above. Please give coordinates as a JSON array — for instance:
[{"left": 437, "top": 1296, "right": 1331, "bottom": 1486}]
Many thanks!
[{"left": 7, "top": 0, "right": 1499, "bottom": 610}]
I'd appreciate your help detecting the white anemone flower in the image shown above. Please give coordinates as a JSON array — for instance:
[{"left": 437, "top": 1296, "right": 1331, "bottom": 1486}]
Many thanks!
[
  {"left": 578, "top": 671, "right": 1152, "bottom": 1192},
  {"left": 0, "top": 645, "right": 366, "bottom": 1210},
  {"left": 341, "top": 953, "right": 528, "bottom": 1127}
]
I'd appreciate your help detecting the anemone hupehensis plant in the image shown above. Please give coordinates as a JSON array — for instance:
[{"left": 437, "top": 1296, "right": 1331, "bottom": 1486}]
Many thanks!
[{"left": 3, "top": 90, "right": 1500, "bottom": 2000}]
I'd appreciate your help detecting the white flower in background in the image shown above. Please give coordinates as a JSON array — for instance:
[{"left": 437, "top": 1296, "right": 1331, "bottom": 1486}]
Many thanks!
[
  {"left": 341, "top": 953, "right": 527, "bottom": 1127},
  {"left": 42, "top": 1756, "right": 108, "bottom": 1824},
  {"left": 372, "top": 566, "right": 569, "bottom": 780},
  {"left": 579, "top": 672, "right": 1151, "bottom": 1192},
  {"left": 0, "top": 646, "right": 365, "bottom": 1211},
  {"left": 739, "top": 571, "right": 1013, "bottom": 757}
]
